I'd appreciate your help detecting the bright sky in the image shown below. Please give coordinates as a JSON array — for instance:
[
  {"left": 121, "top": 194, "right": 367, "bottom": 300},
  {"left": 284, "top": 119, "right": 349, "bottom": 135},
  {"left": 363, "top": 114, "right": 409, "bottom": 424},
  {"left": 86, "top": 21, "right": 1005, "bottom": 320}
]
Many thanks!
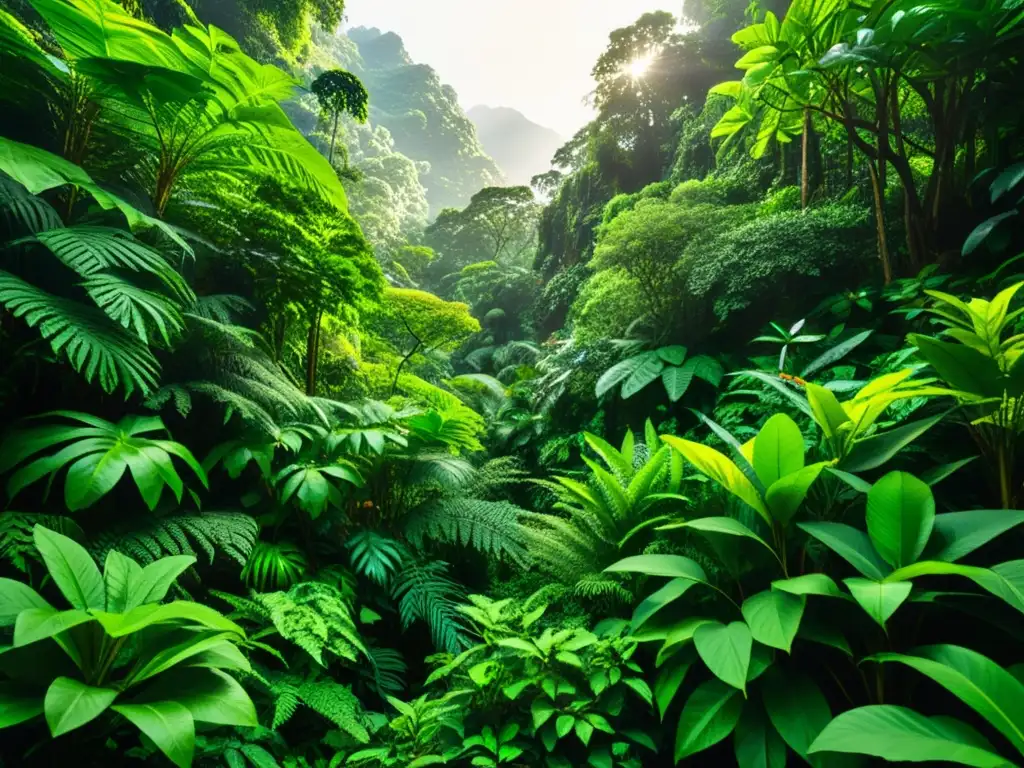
[{"left": 344, "top": 0, "right": 682, "bottom": 138}]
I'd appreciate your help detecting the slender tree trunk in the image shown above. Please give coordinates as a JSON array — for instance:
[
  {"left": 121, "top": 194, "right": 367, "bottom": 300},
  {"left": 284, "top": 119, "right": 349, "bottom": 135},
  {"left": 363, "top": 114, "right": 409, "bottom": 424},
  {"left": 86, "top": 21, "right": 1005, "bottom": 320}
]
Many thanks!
[
  {"left": 305, "top": 309, "right": 322, "bottom": 396},
  {"left": 801, "top": 107, "right": 811, "bottom": 209},
  {"left": 328, "top": 111, "right": 339, "bottom": 165},
  {"left": 868, "top": 161, "right": 892, "bottom": 285}
]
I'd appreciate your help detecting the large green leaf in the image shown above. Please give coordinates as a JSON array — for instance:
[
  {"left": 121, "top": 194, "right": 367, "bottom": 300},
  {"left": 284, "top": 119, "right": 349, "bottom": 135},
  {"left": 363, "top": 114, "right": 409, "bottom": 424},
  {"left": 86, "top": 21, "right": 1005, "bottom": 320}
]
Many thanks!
[
  {"left": 909, "top": 335, "right": 1005, "bottom": 398},
  {"left": 675, "top": 679, "right": 743, "bottom": 761},
  {"left": 808, "top": 705, "right": 1007, "bottom": 767},
  {"left": 765, "top": 463, "right": 828, "bottom": 526},
  {"left": 742, "top": 590, "right": 805, "bottom": 652},
  {"left": 924, "top": 510, "right": 1024, "bottom": 563},
  {"left": 841, "top": 413, "right": 947, "bottom": 472},
  {"left": 772, "top": 574, "right": 845, "bottom": 599},
  {"left": 606, "top": 554, "right": 708, "bottom": 581},
  {"left": 662, "top": 365, "right": 695, "bottom": 402},
  {"left": 131, "top": 555, "right": 197, "bottom": 609},
  {"left": 631, "top": 578, "right": 698, "bottom": 632},
  {"left": 91, "top": 601, "right": 244, "bottom": 638},
  {"left": 0, "top": 681, "right": 44, "bottom": 728},
  {"left": 621, "top": 353, "right": 665, "bottom": 399},
  {"left": 13, "top": 607, "right": 94, "bottom": 648},
  {"left": 113, "top": 700, "right": 195, "bottom": 768},
  {"left": 753, "top": 413, "right": 804, "bottom": 487},
  {"left": 131, "top": 630, "right": 239, "bottom": 683},
  {"left": 735, "top": 702, "right": 787, "bottom": 768},
  {"left": 884, "top": 560, "right": 1024, "bottom": 615},
  {"left": 762, "top": 668, "right": 832, "bottom": 762},
  {"left": 662, "top": 436, "right": 770, "bottom": 524},
  {"left": 654, "top": 650, "right": 694, "bottom": 720},
  {"left": 798, "top": 521, "right": 891, "bottom": 580},
  {"left": 44, "top": 677, "right": 117, "bottom": 737},
  {"left": 844, "top": 578, "right": 912, "bottom": 629},
  {"left": 596, "top": 354, "right": 646, "bottom": 399},
  {"left": 103, "top": 550, "right": 143, "bottom": 614},
  {"left": 805, "top": 383, "right": 850, "bottom": 440},
  {"left": 866, "top": 472, "right": 935, "bottom": 569},
  {"left": 659, "top": 517, "right": 774, "bottom": 555},
  {"left": 137, "top": 668, "right": 256, "bottom": 727},
  {"left": 32, "top": 526, "right": 104, "bottom": 610},
  {"left": 694, "top": 621, "right": 752, "bottom": 692},
  {"left": 0, "top": 578, "right": 51, "bottom": 626},
  {"left": 869, "top": 645, "right": 1024, "bottom": 754}
]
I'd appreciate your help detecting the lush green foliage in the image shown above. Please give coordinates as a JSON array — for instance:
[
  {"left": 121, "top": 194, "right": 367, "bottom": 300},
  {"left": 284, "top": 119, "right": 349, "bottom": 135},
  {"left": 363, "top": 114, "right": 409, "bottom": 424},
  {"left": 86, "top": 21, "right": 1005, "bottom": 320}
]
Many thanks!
[{"left": 2, "top": 0, "right": 1024, "bottom": 766}]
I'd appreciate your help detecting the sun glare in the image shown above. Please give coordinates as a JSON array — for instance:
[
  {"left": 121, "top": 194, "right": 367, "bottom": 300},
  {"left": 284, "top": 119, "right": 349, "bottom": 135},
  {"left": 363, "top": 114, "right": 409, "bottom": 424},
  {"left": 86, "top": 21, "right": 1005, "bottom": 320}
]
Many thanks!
[{"left": 625, "top": 53, "right": 654, "bottom": 79}]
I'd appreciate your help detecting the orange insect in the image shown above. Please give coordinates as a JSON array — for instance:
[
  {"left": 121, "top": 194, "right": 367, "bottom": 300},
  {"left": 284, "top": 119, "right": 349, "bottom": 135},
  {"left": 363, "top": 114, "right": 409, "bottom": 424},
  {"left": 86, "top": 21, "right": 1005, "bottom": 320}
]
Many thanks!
[{"left": 779, "top": 372, "right": 808, "bottom": 387}]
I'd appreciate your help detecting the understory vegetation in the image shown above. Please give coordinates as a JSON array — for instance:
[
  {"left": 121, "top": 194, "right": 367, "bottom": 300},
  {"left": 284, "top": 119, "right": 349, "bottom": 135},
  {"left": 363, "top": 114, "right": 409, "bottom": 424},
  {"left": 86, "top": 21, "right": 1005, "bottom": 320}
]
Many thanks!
[{"left": 2, "top": 0, "right": 1024, "bottom": 766}]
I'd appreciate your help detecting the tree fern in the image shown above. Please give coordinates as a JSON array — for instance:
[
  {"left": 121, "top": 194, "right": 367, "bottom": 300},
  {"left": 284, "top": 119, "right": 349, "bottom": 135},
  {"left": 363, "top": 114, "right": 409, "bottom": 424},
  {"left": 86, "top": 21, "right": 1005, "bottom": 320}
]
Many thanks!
[
  {"left": 90, "top": 510, "right": 258, "bottom": 566},
  {"left": 0, "top": 270, "right": 161, "bottom": 395},
  {"left": 404, "top": 498, "right": 530, "bottom": 567},
  {"left": 391, "top": 560, "right": 469, "bottom": 654}
]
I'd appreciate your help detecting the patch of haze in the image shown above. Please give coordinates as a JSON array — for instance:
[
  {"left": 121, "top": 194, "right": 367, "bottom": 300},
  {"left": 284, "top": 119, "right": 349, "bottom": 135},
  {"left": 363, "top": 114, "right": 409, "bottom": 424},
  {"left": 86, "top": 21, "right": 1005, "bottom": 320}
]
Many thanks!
[{"left": 344, "top": 0, "right": 683, "bottom": 137}]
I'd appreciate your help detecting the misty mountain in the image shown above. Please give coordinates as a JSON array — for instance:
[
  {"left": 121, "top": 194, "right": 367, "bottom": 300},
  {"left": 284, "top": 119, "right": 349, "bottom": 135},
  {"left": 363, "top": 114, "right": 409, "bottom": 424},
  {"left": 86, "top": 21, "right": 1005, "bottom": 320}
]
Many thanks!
[{"left": 468, "top": 105, "right": 563, "bottom": 187}]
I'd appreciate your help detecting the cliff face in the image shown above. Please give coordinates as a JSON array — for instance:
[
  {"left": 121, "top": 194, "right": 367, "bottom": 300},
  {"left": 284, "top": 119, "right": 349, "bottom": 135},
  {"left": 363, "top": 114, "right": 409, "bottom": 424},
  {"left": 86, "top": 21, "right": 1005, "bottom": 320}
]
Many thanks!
[
  {"left": 347, "top": 26, "right": 504, "bottom": 215},
  {"left": 468, "top": 105, "right": 563, "bottom": 188}
]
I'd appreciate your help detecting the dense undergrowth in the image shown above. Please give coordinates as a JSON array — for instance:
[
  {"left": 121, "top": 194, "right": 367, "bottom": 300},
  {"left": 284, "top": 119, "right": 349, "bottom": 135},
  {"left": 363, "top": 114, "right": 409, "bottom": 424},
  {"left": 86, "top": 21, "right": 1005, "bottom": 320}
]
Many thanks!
[{"left": 2, "top": 0, "right": 1024, "bottom": 766}]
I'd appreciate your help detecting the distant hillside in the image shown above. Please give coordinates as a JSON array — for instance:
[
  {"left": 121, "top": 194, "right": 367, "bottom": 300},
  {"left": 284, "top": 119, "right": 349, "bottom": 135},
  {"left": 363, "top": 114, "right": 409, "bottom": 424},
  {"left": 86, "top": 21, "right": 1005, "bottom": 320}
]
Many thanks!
[
  {"left": 468, "top": 106, "right": 563, "bottom": 187},
  {"left": 348, "top": 26, "right": 503, "bottom": 215}
]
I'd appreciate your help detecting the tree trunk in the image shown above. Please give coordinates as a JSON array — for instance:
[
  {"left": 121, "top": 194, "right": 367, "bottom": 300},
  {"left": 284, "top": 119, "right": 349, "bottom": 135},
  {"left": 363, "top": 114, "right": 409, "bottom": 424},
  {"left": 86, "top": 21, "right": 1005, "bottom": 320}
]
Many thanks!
[
  {"left": 305, "top": 310, "right": 322, "bottom": 396},
  {"left": 801, "top": 107, "right": 811, "bottom": 209},
  {"left": 868, "top": 161, "right": 893, "bottom": 285},
  {"left": 328, "top": 111, "right": 339, "bottom": 165}
]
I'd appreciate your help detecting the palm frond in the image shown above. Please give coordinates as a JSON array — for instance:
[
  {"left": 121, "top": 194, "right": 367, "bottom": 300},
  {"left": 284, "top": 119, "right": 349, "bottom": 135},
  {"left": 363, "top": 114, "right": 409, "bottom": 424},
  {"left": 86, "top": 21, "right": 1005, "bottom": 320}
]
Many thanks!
[
  {"left": 83, "top": 273, "right": 184, "bottom": 345},
  {"left": 0, "top": 269, "right": 161, "bottom": 395}
]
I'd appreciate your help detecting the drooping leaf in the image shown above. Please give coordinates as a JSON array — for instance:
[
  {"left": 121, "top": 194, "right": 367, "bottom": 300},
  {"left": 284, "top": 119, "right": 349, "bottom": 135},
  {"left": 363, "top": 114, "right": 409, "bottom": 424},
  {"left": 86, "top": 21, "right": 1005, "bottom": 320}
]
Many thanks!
[
  {"left": 113, "top": 701, "right": 195, "bottom": 768},
  {"left": 798, "top": 521, "right": 891, "bottom": 580},
  {"left": 808, "top": 705, "right": 1006, "bottom": 767}
]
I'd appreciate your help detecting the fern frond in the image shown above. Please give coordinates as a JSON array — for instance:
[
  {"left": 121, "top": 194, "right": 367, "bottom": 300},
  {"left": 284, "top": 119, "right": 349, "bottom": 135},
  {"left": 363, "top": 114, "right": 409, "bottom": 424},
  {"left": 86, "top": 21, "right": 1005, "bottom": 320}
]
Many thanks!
[
  {"left": 297, "top": 680, "right": 369, "bottom": 743},
  {"left": 364, "top": 645, "right": 406, "bottom": 697},
  {"left": 255, "top": 581, "right": 367, "bottom": 665},
  {"left": 573, "top": 574, "right": 633, "bottom": 603},
  {"left": 405, "top": 452, "right": 475, "bottom": 489},
  {"left": 90, "top": 511, "right": 258, "bottom": 566},
  {"left": 191, "top": 293, "right": 254, "bottom": 323},
  {"left": 391, "top": 560, "right": 469, "bottom": 655},
  {"left": 0, "top": 511, "right": 83, "bottom": 572},
  {"left": 404, "top": 498, "right": 530, "bottom": 566},
  {"left": 0, "top": 270, "right": 160, "bottom": 396},
  {"left": 464, "top": 457, "right": 529, "bottom": 498}
]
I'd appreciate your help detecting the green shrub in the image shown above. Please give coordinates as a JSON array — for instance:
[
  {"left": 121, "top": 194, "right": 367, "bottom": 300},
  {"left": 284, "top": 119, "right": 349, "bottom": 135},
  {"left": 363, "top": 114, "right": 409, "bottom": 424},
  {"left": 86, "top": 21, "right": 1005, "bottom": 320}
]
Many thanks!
[{"left": 681, "top": 203, "right": 874, "bottom": 328}]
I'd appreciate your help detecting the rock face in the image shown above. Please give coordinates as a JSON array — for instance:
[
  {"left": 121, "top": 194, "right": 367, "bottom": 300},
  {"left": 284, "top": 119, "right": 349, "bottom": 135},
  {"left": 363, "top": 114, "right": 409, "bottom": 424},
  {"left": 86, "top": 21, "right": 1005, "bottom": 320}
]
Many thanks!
[
  {"left": 347, "top": 26, "right": 503, "bottom": 215},
  {"left": 468, "top": 105, "right": 563, "bottom": 188}
]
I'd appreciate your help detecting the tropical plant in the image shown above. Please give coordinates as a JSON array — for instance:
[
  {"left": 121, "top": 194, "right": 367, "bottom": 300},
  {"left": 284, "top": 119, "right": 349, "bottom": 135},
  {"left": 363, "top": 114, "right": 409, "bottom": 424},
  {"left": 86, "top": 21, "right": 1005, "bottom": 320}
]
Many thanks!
[
  {"left": 0, "top": 411, "right": 207, "bottom": 511},
  {"left": 424, "top": 594, "right": 657, "bottom": 767},
  {"left": 908, "top": 282, "right": 1024, "bottom": 506},
  {"left": 596, "top": 344, "right": 724, "bottom": 403},
  {"left": 521, "top": 421, "right": 688, "bottom": 599},
  {"left": 0, "top": 525, "right": 256, "bottom": 767}
]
